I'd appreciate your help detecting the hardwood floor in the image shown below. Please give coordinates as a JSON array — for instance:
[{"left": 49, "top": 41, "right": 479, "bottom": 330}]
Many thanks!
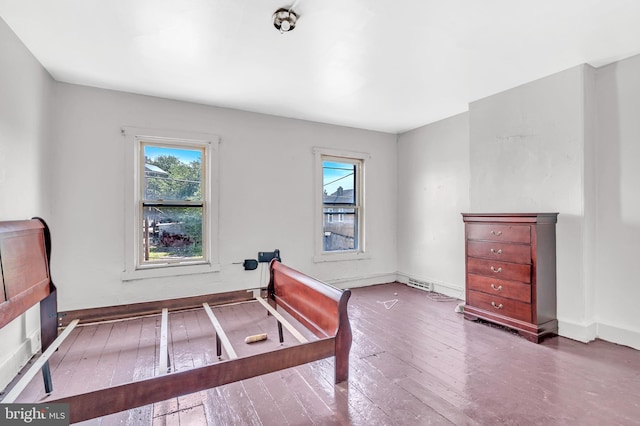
[{"left": 8, "top": 282, "right": 640, "bottom": 425}]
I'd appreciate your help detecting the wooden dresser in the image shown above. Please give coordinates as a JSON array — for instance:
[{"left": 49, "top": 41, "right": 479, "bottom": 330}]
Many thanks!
[{"left": 462, "top": 213, "right": 558, "bottom": 343}]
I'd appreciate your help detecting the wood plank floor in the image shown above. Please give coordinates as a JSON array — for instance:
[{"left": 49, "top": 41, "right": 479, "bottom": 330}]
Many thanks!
[{"left": 6, "top": 282, "right": 640, "bottom": 425}]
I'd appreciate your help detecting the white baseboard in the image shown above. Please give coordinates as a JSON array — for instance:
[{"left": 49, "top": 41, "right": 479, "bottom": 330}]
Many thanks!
[
  {"left": 325, "top": 272, "right": 397, "bottom": 289},
  {"left": 596, "top": 322, "right": 640, "bottom": 350},
  {"left": 0, "top": 329, "right": 40, "bottom": 393},
  {"left": 551, "top": 319, "right": 640, "bottom": 350},
  {"left": 557, "top": 319, "right": 597, "bottom": 343}
]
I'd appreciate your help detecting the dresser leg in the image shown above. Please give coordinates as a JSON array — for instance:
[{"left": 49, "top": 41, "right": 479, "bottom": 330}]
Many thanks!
[
  {"left": 517, "top": 329, "right": 556, "bottom": 343},
  {"left": 463, "top": 312, "right": 479, "bottom": 321},
  {"left": 517, "top": 329, "right": 539, "bottom": 343}
]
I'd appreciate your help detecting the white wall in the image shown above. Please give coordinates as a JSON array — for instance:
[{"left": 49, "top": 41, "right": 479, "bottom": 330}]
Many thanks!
[
  {"left": 468, "top": 66, "right": 594, "bottom": 341},
  {"left": 397, "top": 113, "right": 469, "bottom": 297},
  {"left": 396, "top": 60, "right": 640, "bottom": 350},
  {"left": 50, "top": 83, "right": 398, "bottom": 310},
  {"left": 594, "top": 54, "right": 640, "bottom": 348},
  {"left": 0, "top": 18, "right": 54, "bottom": 390}
]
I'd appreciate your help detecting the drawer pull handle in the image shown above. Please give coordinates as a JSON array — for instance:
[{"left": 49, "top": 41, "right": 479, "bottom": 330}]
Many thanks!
[
  {"left": 490, "top": 248, "right": 502, "bottom": 254},
  {"left": 491, "top": 301, "right": 504, "bottom": 309},
  {"left": 491, "top": 230, "right": 503, "bottom": 236},
  {"left": 490, "top": 266, "right": 502, "bottom": 273},
  {"left": 490, "top": 284, "right": 503, "bottom": 291}
]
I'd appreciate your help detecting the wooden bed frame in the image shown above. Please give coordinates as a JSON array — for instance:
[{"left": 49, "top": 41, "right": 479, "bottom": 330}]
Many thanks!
[{"left": 0, "top": 219, "right": 352, "bottom": 424}]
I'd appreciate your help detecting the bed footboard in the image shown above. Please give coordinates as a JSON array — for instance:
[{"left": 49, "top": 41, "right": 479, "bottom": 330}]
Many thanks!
[{"left": 267, "top": 260, "right": 352, "bottom": 383}]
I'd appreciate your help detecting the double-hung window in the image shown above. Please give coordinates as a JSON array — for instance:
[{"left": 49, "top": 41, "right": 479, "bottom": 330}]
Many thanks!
[
  {"left": 314, "top": 147, "right": 369, "bottom": 262},
  {"left": 123, "top": 127, "right": 220, "bottom": 280},
  {"left": 140, "top": 142, "right": 205, "bottom": 265}
]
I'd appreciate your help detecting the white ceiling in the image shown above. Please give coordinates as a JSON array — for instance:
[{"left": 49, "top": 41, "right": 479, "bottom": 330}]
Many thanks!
[{"left": 2, "top": 1, "right": 640, "bottom": 133}]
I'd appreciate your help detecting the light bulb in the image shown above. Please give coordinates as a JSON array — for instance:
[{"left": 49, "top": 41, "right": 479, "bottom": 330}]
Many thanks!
[{"left": 281, "top": 20, "right": 291, "bottom": 31}]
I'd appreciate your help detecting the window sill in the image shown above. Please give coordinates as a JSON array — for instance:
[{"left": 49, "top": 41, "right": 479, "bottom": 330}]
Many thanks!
[
  {"left": 121, "top": 262, "right": 221, "bottom": 282},
  {"left": 313, "top": 251, "right": 371, "bottom": 263}
]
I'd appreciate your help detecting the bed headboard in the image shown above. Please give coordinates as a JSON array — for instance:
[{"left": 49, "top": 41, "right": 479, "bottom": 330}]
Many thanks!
[{"left": 0, "top": 218, "right": 58, "bottom": 350}]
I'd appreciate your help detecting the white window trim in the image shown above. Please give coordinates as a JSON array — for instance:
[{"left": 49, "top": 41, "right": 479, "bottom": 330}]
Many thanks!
[
  {"left": 313, "top": 147, "right": 371, "bottom": 263},
  {"left": 121, "top": 127, "right": 221, "bottom": 281}
]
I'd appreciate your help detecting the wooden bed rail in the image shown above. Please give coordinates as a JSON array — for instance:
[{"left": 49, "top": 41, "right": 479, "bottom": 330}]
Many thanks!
[{"left": 50, "top": 339, "right": 336, "bottom": 423}]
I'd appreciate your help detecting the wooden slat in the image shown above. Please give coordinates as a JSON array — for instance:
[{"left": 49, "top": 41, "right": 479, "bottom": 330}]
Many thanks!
[
  {"left": 202, "top": 303, "right": 238, "bottom": 359},
  {"left": 253, "top": 294, "right": 308, "bottom": 344},
  {"left": 48, "top": 338, "right": 335, "bottom": 424},
  {"left": 159, "top": 308, "right": 169, "bottom": 374},
  {"left": 11, "top": 318, "right": 82, "bottom": 403},
  {"left": 2, "top": 319, "right": 80, "bottom": 403}
]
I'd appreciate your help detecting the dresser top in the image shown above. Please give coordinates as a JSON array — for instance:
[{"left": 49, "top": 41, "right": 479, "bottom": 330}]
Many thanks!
[{"left": 461, "top": 213, "right": 558, "bottom": 224}]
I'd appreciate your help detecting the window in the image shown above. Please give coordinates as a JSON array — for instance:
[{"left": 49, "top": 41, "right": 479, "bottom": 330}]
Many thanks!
[
  {"left": 314, "top": 147, "right": 369, "bottom": 262},
  {"left": 122, "top": 127, "right": 220, "bottom": 280},
  {"left": 140, "top": 143, "right": 204, "bottom": 265}
]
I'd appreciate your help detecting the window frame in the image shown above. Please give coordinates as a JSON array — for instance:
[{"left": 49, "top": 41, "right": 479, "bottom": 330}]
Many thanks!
[
  {"left": 122, "top": 127, "right": 220, "bottom": 281},
  {"left": 139, "top": 140, "right": 206, "bottom": 266},
  {"left": 313, "top": 147, "right": 370, "bottom": 262}
]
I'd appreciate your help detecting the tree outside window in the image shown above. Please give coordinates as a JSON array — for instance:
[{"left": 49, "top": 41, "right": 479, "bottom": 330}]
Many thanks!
[{"left": 140, "top": 143, "right": 205, "bottom": 265}]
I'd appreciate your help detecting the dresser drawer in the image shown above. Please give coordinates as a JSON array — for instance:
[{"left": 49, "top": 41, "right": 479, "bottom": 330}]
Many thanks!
[
  {"left": 466, "top": 258, "right": 531, "bottom": 283},
  {"left": 467, "top": 240, "right": 531, "bottom": 264},
  {"left": 467, "top": 290, "right": 532, "bottom": 323},
  {"left": 466, "top": 224, "right": 531, "bottom": 243},
  {"left": 467, "top": 274, "right": 531, "bottom": 303}
]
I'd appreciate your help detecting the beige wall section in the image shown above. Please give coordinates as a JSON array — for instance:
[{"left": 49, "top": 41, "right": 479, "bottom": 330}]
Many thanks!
[
  {"left": 0, "top": 18, "right": 54, "bottom": 390},
  {"left": 396, "top": 113, "right": 470, "bottom": 297},
  {"left": 49, "top": 83, "right": 398, "bottom": 311}
]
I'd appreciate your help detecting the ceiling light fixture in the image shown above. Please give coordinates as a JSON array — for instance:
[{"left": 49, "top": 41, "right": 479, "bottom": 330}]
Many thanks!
[{"left": 273, "top": 7, "right": 298, "bottom": 33}]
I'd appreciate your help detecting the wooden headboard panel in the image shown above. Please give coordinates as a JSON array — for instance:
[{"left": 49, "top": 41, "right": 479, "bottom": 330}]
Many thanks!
[
  {"left": 267, "top": 259, "right": 352, "bottom": 382},
  {"left": 0, "top": 218, "right": 58, "bottom": 350},
  {"left": 267, "top": 260, "right": 350, "bottom": 339}
]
